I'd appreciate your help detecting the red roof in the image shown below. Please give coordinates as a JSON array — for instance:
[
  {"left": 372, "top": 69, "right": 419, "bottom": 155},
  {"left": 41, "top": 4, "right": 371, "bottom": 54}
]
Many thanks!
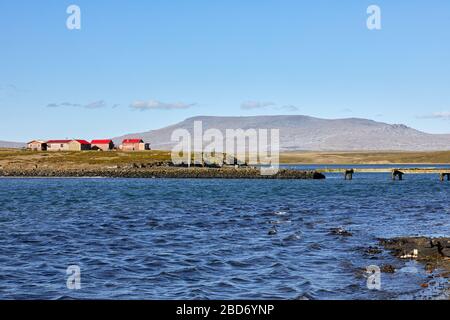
[
  {"left": 73, "top": 140, "right": 90, "bottom": 145},
  {"left": 46, "top": 140, "right": 71, "bottom": 144},
  {"left": 91, "top": 139, "right": 113, "bottom": 144},
  {"left": 122, "top": 139, "right": 143, "bottom": 144}
]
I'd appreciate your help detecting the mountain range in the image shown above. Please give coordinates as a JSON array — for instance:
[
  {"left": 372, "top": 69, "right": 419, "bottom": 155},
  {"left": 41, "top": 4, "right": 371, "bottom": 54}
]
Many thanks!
[
  {"left": 113, "top": 115, "right": 450, "bottom": 151},
  {"left": 0, "top": 140, "right": 26, "bottom": 149},
  {"left": 2, "top": 115, "right": 450, "bottom": 151}
]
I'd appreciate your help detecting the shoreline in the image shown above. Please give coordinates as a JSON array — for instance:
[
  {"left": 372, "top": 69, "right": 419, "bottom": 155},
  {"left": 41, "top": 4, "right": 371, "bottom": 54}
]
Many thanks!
[
  {"left": 1, "top": 149, "right": 450, "bottom": 171},
  {"left": 281, "top": 162, "right": 450, "bottom": 165},
  {"left": 0, "top": 167, "right": 325, "bottom": 179},
  {"left": 380, "top": 237, "right": 450, "bottom": 298}
]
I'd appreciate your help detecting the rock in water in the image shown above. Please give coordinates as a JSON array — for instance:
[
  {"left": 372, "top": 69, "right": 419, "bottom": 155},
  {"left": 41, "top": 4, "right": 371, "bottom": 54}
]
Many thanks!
[
  {"left": 380, "top": 237, "right": 450, "bottom": 281},
  {"left": 329, "top": 227, "right": 353, "bottom": 237}
]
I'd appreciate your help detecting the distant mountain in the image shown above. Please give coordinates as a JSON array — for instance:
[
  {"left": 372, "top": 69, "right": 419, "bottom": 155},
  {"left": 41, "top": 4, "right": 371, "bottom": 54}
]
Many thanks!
[
  {"left": 113, "top": 115, "right": 450, "bottom": 151},
  {"left": 0, "top": 140, "right": 25, "bottom": 149}
]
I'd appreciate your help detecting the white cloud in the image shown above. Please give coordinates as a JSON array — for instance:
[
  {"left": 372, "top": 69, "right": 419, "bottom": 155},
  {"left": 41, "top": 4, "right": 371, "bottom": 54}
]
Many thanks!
[
  {"left": 130, "top": 100, "right": 196, "bottom": 111},
  {"left": 241, "top": 101, "right": 299, "bottom": 112},
  {"left": 60, "top": 102, "right": 81, "bottom": 107},
  {"left": 240, "top": 101, "right": 275, "bottom": 110},
  {"left": 417, "top": 111, "right": 450, "bottom": 120},
  {"left": 84, "top": 100, "right": 107, "bottom": 109},
  {"left": 46, "top": 100, "right": 112, "bottom": 109}
]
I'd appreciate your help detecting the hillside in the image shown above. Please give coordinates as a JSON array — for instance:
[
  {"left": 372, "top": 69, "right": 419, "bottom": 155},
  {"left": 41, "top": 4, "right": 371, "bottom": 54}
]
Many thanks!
[{"left": 114, "top": 115, "right": 450, "bottom": 151}]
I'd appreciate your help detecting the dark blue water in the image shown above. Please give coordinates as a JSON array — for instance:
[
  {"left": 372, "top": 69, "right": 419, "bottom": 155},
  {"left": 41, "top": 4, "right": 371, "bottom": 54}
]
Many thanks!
[{"left": 0, "top": 166, "right": 449, "bottom": 299}]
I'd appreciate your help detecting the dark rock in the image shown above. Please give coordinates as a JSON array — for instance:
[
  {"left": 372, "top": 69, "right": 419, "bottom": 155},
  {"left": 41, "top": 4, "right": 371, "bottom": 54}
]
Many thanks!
[
  {"left": 308, "top": 243, "right": 322, "bottom": 250},
  {"left": 329, "top": 227, "right": 353, "bottom": 237},
  {"left": 364, "top": 246, "right": 382, "bottom": 255},
  {"left": 380, "top": 264, "right": 396, "bottom": 273},
  {"left": 380, "top": 237, "right": 450, "bottom": 260},
  {"left": 380, "top": 236, "right": 450, "bottom": 279}
]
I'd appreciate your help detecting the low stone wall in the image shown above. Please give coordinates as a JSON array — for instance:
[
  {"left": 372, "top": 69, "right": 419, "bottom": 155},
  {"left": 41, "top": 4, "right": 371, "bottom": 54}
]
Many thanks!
[{"left": 0, "top": 167, "right": 325, "bottom": 179}]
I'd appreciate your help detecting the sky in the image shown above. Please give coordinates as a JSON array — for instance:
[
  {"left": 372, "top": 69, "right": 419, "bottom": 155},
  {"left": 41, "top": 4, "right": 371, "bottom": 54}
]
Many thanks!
[{"left": 0, "top": 0, "right": 450, "bottom": 142}]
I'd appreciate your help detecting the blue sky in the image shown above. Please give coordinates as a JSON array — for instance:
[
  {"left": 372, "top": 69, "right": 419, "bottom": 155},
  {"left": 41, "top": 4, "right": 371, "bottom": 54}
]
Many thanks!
[{"left": 1, "top": 0, "right": 449, "bottom": 141}]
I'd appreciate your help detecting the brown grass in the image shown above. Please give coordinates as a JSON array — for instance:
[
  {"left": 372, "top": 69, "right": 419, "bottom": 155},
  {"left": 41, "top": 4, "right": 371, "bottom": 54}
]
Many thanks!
[
  {"left": 0, "top": 149, "right": 172, "bottom": 169},
  {"left": 279, "top": 151, "right": 450, "bottom": 164},
  {"left": 1, "top": 149, "right": 450, "bottom": 168}
]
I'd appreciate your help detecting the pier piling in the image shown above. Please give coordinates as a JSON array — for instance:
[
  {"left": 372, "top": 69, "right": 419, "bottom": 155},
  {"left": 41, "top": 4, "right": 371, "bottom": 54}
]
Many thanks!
[
  {"left": 344, "top": 169, "right": 354, "bottom": 180},
  {"left": 392, "top": 170, "right": 404, "bottom": 181},
  {"left": 319, "top": 167, "right": 450, "bottom": 182}
]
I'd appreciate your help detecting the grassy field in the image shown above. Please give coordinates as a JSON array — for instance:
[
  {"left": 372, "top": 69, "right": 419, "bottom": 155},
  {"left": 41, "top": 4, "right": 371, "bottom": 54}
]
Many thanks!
[
  {"left": 0, "top": 149, "right": 173, "bottom": 169},
  {"left": 1, "top": 149, "right": 450, "bottom": 168},
  {"left": 279, "top": 150, "right": 450, "bottom": 164}
]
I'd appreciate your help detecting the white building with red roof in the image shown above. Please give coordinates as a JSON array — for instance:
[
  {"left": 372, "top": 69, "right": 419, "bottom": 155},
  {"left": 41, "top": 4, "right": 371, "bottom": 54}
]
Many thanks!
[
  {"left": 91, "top": 139, "right": 114, "bottom": 151},
  {"left": 120, "top": 138, "right": 150, "bottom": 151}
]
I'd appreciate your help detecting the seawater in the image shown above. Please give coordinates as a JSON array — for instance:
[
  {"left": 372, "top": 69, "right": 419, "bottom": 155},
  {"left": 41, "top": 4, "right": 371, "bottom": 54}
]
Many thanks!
[{"left": 0, "top": 165, "right": 449, "bottom": 299}]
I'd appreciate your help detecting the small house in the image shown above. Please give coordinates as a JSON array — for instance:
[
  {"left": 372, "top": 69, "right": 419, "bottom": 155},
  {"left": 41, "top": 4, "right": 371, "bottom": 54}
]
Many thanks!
[
  {"left": 46, "top": 140, "right": 71, "bottom": 151},
  {"left": 68, "top": 140, "right": 91, "bottom": 151},
  {"left": 120, "top": 138, "right": 150, "bottom": 151},
  {"left": 27, "top": 140, "right": 47, "bottom": 151},
  {"left": 46, "top": 139, "right": 91, "bottom": 151},
  {"left": 91, "top": 139, "right": 114, "bottom": 151}
]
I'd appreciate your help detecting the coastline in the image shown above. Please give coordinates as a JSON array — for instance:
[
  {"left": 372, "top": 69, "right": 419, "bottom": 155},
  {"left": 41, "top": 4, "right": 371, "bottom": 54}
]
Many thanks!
[
  {"left": 0, "top": 167, "right": 325, "bottom": 179},
  {"left": 380, "top": 237, "right": 450, "bottom": 299},
  {"left": 283, "top": 162, "right": 450, "bottom": 166},
  {"left": 3, "top": 149, "right": 450, "bottom": 179}
]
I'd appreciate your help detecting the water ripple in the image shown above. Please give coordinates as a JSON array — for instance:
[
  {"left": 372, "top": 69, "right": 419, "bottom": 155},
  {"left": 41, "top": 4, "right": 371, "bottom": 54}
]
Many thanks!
[{"left": 0, "top": 171, "right": 449, "bottom": 299}]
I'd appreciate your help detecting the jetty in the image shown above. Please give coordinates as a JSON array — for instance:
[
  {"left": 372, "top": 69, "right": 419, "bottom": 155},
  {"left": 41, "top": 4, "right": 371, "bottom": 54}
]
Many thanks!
[
  {"left": 0, "top": 167, "right": 326, "bottom": 180},
  {"left": 318, "top": 168, "right": 450, "bottom": 181}
]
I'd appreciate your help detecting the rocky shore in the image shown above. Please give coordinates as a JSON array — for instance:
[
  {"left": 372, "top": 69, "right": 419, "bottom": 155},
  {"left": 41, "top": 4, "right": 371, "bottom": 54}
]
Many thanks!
[
  {"left": 380, "top": 237, "right": 450, "bottom": 297},
  {"left": 0, "top": 166, "right": 325, "bottom": 179},
  {"left": 380, "top": 237, "right": 450, "bottom": 272}
]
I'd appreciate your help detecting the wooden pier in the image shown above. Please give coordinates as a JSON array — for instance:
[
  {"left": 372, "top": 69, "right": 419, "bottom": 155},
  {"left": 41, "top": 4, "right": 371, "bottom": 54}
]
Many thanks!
[{"left": 317, "top": 168, "right": 450, "bottom": 181}]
